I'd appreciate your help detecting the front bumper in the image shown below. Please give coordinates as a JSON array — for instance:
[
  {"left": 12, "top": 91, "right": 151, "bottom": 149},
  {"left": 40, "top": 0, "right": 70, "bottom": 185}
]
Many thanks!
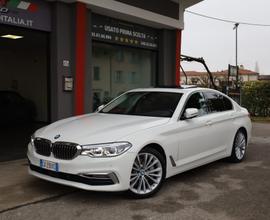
[{"left": 27, "top": 143, "right": 136, "bottom": 192}]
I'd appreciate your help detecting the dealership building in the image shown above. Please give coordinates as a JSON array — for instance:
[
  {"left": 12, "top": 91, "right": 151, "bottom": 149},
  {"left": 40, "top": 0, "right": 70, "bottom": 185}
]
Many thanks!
[{"left": 0, "top": 0, "right": 202, "bottom": 160}]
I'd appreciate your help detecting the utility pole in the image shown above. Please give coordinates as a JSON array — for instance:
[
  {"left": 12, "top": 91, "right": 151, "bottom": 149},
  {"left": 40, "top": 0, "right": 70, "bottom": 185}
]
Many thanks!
[{"left": 233, "top": 23, "right": 239, "bottom": 88}]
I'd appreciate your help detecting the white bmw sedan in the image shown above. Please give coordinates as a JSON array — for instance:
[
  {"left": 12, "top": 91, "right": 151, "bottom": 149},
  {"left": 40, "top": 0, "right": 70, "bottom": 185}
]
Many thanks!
[{"left": 28, "top": 87, "right": 251, "bottom": 198}]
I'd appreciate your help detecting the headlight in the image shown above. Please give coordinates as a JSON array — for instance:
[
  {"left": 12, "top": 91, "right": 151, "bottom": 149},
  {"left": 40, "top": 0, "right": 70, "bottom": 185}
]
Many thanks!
[
  {"left": 81, "top": 142, "right": 132, "bottom": 157},
  {"left": 30, "top": 134, "right": 35, "bottom": 147}
]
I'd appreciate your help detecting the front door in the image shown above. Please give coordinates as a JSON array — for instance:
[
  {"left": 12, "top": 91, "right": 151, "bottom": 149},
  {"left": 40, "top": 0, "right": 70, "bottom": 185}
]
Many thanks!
[
  {"left": 176, "top": 92, "right": 216, "bottom": 168},
  {"left": 203, "top": 91, "right": 235, "bottom": 154}
]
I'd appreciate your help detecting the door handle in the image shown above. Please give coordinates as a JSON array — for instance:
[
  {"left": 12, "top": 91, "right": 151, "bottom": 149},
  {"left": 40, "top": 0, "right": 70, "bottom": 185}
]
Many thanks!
[{"left": 206, "top": 121, "right": 212, "bottom": 126}]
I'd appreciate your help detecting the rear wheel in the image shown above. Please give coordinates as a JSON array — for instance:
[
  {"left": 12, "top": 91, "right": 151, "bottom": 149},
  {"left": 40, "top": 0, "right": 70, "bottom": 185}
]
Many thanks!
[
  {"left": 229, "top": 130, "right": 247, "bottom": 163},
  {"left": 128, "top": 148, "right": 165, "bottom": 198}
]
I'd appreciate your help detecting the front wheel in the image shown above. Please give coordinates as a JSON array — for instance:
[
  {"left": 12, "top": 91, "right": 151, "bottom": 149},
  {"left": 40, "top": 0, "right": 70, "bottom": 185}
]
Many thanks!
[
  {"left": 229, "top": 130, "right": 247, "bottom": 163},
  {"left": 128, "top": 148, "right": 165, "bottom": 198}
]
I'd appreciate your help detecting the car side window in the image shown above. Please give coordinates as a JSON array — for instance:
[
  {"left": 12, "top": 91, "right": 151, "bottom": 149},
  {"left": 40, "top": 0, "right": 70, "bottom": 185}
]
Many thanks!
[
  {"left": 204, "top": 92, "right": 233, "bottom": 113},
  {"left": 182, "top": 92, "right": 208, "bottom": 118},
  {"left": 223, "top": 96, "right": 233, "bottom": 111}
]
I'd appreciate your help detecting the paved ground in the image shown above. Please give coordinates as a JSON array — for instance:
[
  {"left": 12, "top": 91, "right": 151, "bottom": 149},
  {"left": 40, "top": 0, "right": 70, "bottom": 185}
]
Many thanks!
[{"left": 0, "top": 123, "right": 269, "bottom": 220}]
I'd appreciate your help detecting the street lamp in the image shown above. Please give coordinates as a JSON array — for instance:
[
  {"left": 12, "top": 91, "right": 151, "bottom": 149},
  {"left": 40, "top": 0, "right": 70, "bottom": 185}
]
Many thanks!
[{"left": 233, "top": 23, "right": 239, "bottom": 88}]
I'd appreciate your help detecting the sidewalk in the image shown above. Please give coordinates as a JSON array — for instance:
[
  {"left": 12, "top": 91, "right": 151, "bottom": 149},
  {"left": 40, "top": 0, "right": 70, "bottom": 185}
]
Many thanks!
[{"left": 0, "top": 159, "right": 74, "bottom": 212}]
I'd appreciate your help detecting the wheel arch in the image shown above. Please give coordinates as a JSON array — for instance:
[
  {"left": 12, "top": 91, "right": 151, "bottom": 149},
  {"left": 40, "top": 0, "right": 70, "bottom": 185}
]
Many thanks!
[
  {"left": 229, "top": 126, "right": 248, "bottom": 156},
  {"left": 140, "top": 143, "right": 167, "bottom": 177},
  {"left": 238, "top": 127, "right": 248, "bottom": 144}
]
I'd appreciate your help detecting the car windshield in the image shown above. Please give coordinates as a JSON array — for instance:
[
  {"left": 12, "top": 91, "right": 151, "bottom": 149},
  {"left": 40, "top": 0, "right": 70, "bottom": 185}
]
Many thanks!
[{"left": 100, "top": 92, "right": 183, "bottom": 117}]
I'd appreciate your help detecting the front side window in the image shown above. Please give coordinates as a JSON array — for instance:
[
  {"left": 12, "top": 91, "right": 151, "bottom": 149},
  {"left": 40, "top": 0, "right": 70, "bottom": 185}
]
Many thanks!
[
  {"left": 182, "top": 92, "right": 208, "bottom": 118},
  {"left": 101, "top": 92, "right": 183, "bottom": 118}
]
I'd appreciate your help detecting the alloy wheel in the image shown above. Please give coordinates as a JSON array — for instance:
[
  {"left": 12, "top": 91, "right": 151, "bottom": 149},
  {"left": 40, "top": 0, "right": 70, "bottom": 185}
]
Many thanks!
[
  {"left": 130, "top": 152, "right": 163, "bottom": 195},
  {"left": 235, "top": 132, "right": 246, "bottom": 160}
]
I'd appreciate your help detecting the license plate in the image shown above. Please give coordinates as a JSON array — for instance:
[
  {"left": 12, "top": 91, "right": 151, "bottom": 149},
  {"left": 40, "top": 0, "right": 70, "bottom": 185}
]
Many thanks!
[{"left": 40, "top": 159, "right": 59, "bottom": 172}]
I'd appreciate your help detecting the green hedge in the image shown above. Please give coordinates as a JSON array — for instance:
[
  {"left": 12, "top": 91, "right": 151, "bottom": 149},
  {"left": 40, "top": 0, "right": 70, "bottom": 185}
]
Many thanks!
[{"left": 241, "top": 81, "right": 270, "bottom": 117}]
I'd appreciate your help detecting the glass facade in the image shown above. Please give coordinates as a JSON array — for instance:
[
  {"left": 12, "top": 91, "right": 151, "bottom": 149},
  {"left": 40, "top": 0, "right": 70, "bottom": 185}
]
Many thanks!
[{"left": 92, "top": 42, "right": 157, "bottom": 111}]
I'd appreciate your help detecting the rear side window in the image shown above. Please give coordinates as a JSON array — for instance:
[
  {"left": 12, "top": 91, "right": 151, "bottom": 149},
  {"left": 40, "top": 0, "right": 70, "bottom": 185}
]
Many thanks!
[
  {"left": 204, "top": 92, "right": 233, "bottom": 113},
  {"left": 223, "top": 96, "right": 233, "bottom": 111}
]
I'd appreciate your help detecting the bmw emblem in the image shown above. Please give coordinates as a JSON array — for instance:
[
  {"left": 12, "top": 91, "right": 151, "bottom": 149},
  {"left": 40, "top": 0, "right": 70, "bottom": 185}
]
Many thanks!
[{"left": 54, "top": 134, "right": 61, "bottom": 139}]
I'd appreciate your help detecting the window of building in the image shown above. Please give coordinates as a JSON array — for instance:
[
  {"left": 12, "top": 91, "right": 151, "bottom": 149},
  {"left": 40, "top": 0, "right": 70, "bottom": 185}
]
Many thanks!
[
  {"left": 93, "top": 66, "right": 100, "bottom": 81},
  {"left": 115, "top": 70, "right": 124, "bottom": 83},
  {"left": 129, "top": 52, "right": 140, "bottom": 64},
  {"left": 115, "top": 49, "right": 124, "bottom": 62},
  {"left": 129, "top": 72, "right": 139, "bottom": 84}
]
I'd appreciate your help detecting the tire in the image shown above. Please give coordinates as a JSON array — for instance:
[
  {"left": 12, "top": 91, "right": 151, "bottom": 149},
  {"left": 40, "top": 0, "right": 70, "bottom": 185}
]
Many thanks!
[
  {"left": 229, "top": 130, "right": 247, "bottom": 163},
  {"left": 128, "top": 147, "right": 166, "bottom": 199}
]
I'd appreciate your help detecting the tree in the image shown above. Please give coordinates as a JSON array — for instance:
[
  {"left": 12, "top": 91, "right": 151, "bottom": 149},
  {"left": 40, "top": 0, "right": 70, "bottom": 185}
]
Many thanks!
[{"left": 242, "top": 81, "right": 270, "bottom": 117}]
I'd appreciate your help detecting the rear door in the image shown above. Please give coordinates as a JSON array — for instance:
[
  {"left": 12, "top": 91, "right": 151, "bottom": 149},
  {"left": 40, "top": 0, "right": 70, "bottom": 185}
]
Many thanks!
[{"left": 203, "top": 91, "right": 235, "bottom": 152}]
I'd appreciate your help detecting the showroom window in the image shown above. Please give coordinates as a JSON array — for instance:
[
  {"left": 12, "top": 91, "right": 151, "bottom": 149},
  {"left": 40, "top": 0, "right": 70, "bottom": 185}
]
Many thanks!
[{"left": 92, "top": 42, "right": 156, "bottom": 111}]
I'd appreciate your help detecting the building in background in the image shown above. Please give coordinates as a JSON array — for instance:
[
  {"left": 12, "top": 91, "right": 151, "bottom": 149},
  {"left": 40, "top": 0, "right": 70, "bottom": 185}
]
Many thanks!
[
  {"left": 181, "top": 68, "right": 259, "bottom": 88},
  {"left": 258, "top": 75, "right": 270, "bottom": 81}
]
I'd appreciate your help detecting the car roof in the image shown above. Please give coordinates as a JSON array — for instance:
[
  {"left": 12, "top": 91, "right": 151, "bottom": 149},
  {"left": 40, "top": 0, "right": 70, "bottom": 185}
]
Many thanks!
[{"left": 128, "top": 86, "right": 214, "bottom": 94}]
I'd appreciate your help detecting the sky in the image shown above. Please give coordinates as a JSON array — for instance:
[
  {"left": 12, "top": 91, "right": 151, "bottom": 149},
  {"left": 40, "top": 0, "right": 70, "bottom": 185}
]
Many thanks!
[{"left": 181, "top": 0, "right": 270, "bottom": 75}]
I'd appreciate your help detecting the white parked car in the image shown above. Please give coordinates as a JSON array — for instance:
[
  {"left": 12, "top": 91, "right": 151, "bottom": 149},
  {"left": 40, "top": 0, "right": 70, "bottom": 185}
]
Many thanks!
[{"left": 28, "top": 87, "right": 251, "bottom": 198}]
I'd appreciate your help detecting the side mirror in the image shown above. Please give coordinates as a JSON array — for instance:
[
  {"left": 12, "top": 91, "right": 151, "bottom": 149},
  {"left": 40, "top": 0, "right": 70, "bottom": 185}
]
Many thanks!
[
  {"left": 184, "top": 108, "right": 199, "bottom": 119},
  {"left": 96, "top": 105, "right": 105, "bottom": 112}
]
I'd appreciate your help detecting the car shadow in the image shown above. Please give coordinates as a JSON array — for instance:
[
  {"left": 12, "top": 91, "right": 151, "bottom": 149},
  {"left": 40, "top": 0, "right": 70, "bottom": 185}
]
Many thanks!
[{"left": 43, "top": 158, "right": 230, "bottom": 202}]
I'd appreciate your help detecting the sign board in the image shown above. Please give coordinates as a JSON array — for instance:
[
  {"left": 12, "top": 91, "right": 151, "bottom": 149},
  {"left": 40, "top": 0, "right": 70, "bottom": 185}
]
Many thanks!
[
  {"left": 63, "top": 60, "right": 70, "bottom": 67},
  {"left": 63, "top": 76, "right": 73, "bottom": 92},
  {"left": 0, "top": 0, "right": 51, "bottom": 31},
  {"left": 92, "top": 14, "right": 159, "bottom": 50},
  {"left": 229, "top": 64, "right": 238, "bottom": 77}
]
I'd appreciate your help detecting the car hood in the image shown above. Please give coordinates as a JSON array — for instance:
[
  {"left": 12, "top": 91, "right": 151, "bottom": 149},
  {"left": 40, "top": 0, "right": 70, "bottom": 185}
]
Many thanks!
[{"left": 36, "top": 113, "right": 170, "bottom": 144}]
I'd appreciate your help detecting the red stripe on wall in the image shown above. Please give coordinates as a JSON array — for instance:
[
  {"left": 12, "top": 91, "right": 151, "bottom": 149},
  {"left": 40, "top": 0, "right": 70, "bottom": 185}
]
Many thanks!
[
  {"left": 28, "top": 3, "right": 38, "bottom": 12},
  {"left": 75, "top": 2, "right": 87, "bottom": 115},
  {"left": 175, "top": 29, "right": 182, "bottom": 86}
]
